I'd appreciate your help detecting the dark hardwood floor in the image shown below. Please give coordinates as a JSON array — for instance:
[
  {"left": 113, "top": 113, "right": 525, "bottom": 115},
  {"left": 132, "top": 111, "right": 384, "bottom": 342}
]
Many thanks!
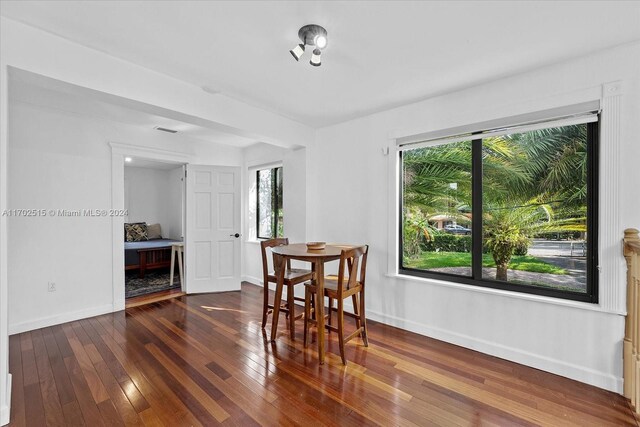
[
  {"left": 8, "top": 282, "right": 639, "bottom": 426},
  {"left": 125, "top": 289, "right": 186, "bottom": 309}
]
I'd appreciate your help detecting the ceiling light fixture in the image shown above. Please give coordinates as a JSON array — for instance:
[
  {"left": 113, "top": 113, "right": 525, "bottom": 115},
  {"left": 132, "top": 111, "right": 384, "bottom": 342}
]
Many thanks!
[
  {"left": 125, "top": 157, "right": 132, "bottom": 162},
  {"left": 310, "top": 49, "right": 322, "bottom": 67},
  {"left": 290, "top": 43, "right": 305, "bottom": 61},
  {"left": 289, "top": 24, "right": 328, "bottom": 67}
]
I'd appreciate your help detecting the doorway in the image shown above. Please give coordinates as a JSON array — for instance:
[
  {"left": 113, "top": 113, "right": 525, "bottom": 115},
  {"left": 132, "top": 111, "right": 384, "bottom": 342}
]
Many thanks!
[
  {"left": 110, "top": 143, "right": 242, "bottom": 311},
  {"left": 123, "top": 158, "right": 186, "bottom": 302}
]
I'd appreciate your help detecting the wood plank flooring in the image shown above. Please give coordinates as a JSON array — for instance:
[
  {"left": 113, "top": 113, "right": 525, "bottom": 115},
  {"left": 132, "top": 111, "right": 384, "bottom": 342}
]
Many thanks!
[
  {"left": 125, "top": 289, "right": 186, "bottom": 309},
  {"left": 8, "top": 282, "right": 639, "bottom": 426}
]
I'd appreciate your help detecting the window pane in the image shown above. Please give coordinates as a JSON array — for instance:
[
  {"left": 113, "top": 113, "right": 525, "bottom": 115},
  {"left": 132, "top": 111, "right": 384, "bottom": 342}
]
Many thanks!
[
  {"left": 482, "top": 124, "right": 588, "bottom": 293},
  {"left": 402, "top": 141, "right": 473, "bottom": 276},
  {"left": 276, "top": 167, "right": 283, "bottom": 238},
  {"left": 257, "top": 167, "right": 283, "bottom": 239},
  {"left": 257, "top": 168, "right": 273, "bottom": 238}
]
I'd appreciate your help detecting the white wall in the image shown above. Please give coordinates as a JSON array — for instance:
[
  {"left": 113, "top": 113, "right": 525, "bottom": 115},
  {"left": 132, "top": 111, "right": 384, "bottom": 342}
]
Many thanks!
[
  {"left": 124, "top": 165, "right": 183, "bottom": 239},
  {"left": 309, "top": 42, "right": 640, "bottom": 392},
  {"left": 166, "top": 166, "right": 185, "bottom": 240},
  {"left": 6, "top": 100, "right": 243, "bottom": 334}
]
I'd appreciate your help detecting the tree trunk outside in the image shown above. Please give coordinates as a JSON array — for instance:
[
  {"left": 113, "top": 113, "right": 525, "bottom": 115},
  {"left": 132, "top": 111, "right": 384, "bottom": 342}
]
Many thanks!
[{"left": 496, "top": 264, "right": 508, "bottom": 281}]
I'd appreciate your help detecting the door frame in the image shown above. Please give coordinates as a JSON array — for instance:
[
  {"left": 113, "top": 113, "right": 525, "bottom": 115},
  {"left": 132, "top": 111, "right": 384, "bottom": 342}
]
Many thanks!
[{"left": 110, "top": 142, "right": 192, "bottom": 311}]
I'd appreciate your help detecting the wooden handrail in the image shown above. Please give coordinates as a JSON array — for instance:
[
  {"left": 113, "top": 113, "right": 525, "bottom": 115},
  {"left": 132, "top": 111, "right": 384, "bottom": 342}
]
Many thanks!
[{"left": 623, "top": 228, "right": 640, "bottom": 415}]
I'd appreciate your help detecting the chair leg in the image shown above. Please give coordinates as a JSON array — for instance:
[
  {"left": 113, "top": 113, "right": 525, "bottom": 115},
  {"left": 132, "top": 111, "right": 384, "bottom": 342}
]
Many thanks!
[
  {"left": 303, "top": 287, "right": 311, "bottom": 348},
  {"left": 352, "top": 294, "right": 361, "bottom": 331},
  {"left": 327, "top": 297, "right": 333, "bottom": 332},
  {"left": 287, "top": 286, "right": 296, "bottom": 340},
  {"left": 270, "top": 279, "right": 285, "bottom": 342},
  {"left": 337, "top": 297, "right": 346, "bottom": 365},
  {"left": 360, "top": 289, "right": 368, "bottom": 347},
  {"left": 261, "top": 281, "right": 269, "bottom": 328}
]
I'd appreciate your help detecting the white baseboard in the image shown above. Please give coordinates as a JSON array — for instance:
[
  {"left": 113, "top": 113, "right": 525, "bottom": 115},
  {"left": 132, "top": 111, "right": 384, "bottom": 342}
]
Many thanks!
[
  {"left": 242, "top": 275, "right": 262, "bottom": 286},
  {"left": 8, "top": 304, "right": 114, "bottom": 335},
  {"left": 367, "top": 309, "right": 622, "bottom": 393},
  {"left": 0, "top": 373, "right": 11, "bottom": 426}
]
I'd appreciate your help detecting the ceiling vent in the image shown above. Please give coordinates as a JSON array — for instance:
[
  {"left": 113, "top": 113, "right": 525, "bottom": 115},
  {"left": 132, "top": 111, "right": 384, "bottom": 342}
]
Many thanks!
[{"left": 154, "top": 126, "right": 178, "bottom": 134}]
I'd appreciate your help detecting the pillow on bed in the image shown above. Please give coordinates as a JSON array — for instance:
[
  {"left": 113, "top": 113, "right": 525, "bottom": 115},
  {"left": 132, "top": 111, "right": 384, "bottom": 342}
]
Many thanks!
[
  {"left": 124, "top": 222, "right": 148, "bottom": 242},
  {"left": 146, "top": 223, "right": 162, "bottom": 240}
]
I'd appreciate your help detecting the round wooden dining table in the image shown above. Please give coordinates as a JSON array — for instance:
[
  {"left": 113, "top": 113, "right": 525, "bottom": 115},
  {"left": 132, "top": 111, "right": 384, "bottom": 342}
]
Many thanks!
[{"left": 270, "top": 243, "right": 353, "bottom": 364}]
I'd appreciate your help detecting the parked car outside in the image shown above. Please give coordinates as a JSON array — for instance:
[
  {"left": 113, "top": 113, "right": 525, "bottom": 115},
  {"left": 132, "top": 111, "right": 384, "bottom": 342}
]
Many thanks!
[{"left": 444, "top": 224, "right": 471, "bottom": 235}]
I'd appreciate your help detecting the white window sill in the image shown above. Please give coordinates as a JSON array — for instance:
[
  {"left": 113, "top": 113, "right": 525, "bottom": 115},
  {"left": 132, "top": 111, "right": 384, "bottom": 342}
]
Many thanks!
[
  {"left": 386, "top": 273, "right": 625, "bottom": 316},
  {"left": 245, "top": 239, "right": 262, "bottom": 245}
]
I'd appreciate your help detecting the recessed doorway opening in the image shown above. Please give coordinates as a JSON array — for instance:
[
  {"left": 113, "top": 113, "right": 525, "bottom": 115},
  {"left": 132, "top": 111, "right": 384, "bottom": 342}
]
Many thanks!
[{"left": 123, "top": 157, "right": 186, "bottom": 302}]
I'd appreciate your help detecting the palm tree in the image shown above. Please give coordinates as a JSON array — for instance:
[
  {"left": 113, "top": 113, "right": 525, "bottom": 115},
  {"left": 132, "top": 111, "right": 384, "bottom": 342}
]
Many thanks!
[
  {"left": 402, "top": 123, "right": 589, "bottom": 281},
  {"left": 482, "top": 125, "right": 588, "bottom": 281}
]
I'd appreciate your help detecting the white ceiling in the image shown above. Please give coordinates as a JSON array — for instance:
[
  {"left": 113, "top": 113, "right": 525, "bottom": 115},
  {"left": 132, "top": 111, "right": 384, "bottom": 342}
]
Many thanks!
[
  {"left": 8, "top": 68, "right": 260, "bottom": 148},
  {"left": 2, "top": 1, "right": 640, "bottom": 128}
]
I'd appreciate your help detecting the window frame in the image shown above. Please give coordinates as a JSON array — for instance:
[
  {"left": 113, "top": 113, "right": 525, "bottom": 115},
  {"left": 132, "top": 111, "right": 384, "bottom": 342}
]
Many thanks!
[
  {"left": 398, "top": 120, "right": 599, "bottom": 303},
  {"left": 256, "top": 166, "right": 283, "bottom": 240}
]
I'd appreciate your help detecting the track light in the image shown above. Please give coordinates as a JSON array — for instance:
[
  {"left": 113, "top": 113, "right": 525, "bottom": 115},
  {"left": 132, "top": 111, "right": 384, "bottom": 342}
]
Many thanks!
[
  {"left": 290, "top": 24, "right": 327, "bottom": 67},
  {"left": 314, "top": 34, "right": 327, "bottom": 49},
  {"left": 289, "top": 43, "right": 305, "bottom": 61},
  {"left": 310, "top": 49, "right": 321, "bottom": 67}
]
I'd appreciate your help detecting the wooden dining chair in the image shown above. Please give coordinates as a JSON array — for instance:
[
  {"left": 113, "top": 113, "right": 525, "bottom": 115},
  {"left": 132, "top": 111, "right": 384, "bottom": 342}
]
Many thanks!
[
  {"left": 261, "top": 238, "right": 314, "bottom": 339},
  {"left": 303, "top": 245, "right": 369, "bottom": 364}
]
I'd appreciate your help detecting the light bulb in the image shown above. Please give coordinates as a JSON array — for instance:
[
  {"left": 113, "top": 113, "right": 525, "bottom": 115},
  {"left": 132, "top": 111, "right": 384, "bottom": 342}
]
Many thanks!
[{"left": 314, "top": 34, "right": 327, "bottom": 49}]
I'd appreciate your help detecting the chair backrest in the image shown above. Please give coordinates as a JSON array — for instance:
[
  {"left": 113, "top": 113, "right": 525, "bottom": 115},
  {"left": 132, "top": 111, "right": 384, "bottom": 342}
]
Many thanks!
[
  {"left": 336, "top": 245, "right": 368, "bottom": 295},
  {"left": 260, "top": 238, "right": 291, "bottom": 284}
]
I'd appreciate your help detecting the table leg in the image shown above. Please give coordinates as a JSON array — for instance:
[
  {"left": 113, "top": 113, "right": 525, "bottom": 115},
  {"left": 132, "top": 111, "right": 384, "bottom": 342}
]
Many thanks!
[
  {"left": 177, "top": 246, "right": 184, "bottom": 287},
  {"left": 270, "top": 255, "right": 287, "bottom": 342},
  {"left": 315, "top": 260, "right": 326, "bottom": 364},
  {"left": 170, "top": 246, "right": 176, "bottom": 286}
]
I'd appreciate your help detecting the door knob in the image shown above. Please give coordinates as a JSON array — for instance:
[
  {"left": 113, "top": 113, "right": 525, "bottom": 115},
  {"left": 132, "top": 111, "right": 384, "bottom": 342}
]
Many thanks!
[{"left": 230, "top": 233, "right": 241, "bottom": 238}]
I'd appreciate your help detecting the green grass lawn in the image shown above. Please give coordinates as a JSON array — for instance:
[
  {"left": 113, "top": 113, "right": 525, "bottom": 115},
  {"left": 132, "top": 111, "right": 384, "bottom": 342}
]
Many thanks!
[{"left": 404, "top": 251, "right": 567, "bottom": 275}]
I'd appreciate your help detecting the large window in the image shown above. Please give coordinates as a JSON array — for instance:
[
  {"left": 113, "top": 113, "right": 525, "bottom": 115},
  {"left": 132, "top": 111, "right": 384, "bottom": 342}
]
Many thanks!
[
  {"left": 400, "top": 116, "right": 598, "bottom": 302},
  {"left": 257, "top": 166, "right": 283, "bottom": 239}
]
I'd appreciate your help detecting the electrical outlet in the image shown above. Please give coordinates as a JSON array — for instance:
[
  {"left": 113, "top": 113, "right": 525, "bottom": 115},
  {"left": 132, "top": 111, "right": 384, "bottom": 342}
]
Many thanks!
[{"left": 48, "top": 282, "right": 56, "bottom": 292}]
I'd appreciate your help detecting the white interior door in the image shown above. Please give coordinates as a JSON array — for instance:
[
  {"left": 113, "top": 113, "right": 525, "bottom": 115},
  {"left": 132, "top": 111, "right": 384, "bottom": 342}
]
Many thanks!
[{"left": 185, "top": 165, "right": 241, "bottom": 293}]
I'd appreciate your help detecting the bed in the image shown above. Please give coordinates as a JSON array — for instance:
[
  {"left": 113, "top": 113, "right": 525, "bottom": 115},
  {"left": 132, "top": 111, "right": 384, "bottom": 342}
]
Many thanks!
[{"left": 125, "top": 238, "right": 181, "bottom": 278}]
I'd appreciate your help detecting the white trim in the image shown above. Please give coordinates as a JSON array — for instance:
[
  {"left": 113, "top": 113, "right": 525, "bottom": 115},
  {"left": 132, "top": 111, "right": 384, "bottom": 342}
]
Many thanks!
[
  {"left": 242, "top": 275, "right": 262, "bottom": 286},
  {"left": 248, "top": 161, "right": 283, "bottom": 172},
  {"left": 109, "top": 142, "right": 193, "bottom": 163},
  {"left": 399, "top": 113, "right": 598, "bottom": 151},
  {"left": 386, "top": 139, "right": 400, "bottom": 276},
  {"left": 393, "top": 100, "right": 601, "bottom": 145},
  {"left": 111, "top": 151, "right": 126, "bottom": 312},
  {"left": 8, "top": 304, "right": 114, "bottom": 335},
  {"left": 366, "top": 308, "right": 622, "bottom": 393},
  {"left": 598, "top": 81, "right": 625, "bottom": 313},
  {"left": 0, "top": 374, "right": 10, "bottom": 426},
  {"left": 387, "top": 273, "right": 625, "bottom": 315}
]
